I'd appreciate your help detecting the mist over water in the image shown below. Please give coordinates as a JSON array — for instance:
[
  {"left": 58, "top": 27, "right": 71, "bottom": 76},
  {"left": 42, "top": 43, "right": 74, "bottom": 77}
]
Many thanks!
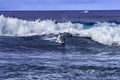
[{"left": 0, "top": 11, "right": 120, "bottom": 80}]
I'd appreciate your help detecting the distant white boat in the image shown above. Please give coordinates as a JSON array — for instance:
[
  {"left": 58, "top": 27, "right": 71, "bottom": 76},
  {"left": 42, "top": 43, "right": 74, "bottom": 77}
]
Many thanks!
[{"left": 84, "top": 10, "right": 88, "bottom": 13}]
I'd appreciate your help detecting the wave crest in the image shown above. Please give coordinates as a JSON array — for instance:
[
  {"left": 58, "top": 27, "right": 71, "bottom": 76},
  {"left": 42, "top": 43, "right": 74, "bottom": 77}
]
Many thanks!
[{"left": 0, "top": 15, "right": 83, "bottom": 36}]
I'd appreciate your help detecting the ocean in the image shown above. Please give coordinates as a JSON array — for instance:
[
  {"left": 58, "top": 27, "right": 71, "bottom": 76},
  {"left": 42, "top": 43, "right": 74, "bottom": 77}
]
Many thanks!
[{"left": 0, "top": 10, "right": 120, "bottom": 80}]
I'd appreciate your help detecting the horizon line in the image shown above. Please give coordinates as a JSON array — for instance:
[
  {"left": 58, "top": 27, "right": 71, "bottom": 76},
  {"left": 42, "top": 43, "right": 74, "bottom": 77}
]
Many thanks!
[{"left": 0, "top": 9, "right": 120, "bottom": 11}]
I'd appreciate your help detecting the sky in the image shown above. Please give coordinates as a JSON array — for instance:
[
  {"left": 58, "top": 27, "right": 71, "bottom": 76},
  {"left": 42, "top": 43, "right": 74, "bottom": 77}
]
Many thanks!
[{"left": 0, "top": 0, "right": 120, "bottom": 10}]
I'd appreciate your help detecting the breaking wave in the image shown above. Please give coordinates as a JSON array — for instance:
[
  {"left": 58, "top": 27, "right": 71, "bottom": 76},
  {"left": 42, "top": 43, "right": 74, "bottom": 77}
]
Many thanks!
[
  {"left": 0, "top": 15, "right": 83, "bottom": 36},
  {"left": 79, "top": 22, "right": 120, "bottom": 45},
  {"left": 0, "top": 15, "right": 120, "bottom": 46}
]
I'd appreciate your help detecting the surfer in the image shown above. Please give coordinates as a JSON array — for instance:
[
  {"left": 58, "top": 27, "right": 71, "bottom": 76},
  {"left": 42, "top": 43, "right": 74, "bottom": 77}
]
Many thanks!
[{"left": 56, "top": 33, "right": 65, "bottom": 46}]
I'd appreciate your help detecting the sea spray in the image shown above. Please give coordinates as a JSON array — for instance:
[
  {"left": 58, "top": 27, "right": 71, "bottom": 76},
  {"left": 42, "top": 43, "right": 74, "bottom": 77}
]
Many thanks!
[{"left": 0, "top": 15, "right": 120, "bottom": 45}]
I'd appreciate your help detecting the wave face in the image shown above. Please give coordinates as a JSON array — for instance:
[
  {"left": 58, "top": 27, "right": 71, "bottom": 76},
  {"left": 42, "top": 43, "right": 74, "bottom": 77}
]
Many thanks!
[{"left": 0, "top": 15, "right": 120, "bottom": 46}]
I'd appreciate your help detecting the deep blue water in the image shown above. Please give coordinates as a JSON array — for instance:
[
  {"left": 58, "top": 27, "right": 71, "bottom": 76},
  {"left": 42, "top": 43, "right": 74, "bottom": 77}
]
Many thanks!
[
  {"left": 1, "top": 10, "right": 120, "bottom": 23},
  {"left": 0, "top": 10, "right": 120, "bottom": 80}
]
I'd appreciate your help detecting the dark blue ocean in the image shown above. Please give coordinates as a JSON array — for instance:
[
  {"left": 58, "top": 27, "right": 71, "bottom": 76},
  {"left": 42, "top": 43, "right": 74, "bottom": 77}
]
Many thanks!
[{"left": 0, "top": 10, "right": 120, "bottom": 80}]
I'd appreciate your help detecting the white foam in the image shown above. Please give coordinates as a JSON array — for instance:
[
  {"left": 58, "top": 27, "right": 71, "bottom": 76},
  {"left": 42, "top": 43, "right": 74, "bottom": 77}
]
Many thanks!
[
  {"left": 0, "top": 15, "right": 83, "bottom": 36},
  {"left": 0, "top": 15, "right": 120, "bottom": 46},
  {"left": 78, "top": 22, "right": 120, "bottom": 45}
]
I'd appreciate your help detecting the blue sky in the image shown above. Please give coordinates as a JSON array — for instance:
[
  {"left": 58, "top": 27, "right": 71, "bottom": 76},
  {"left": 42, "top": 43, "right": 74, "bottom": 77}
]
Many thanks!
[{"left": 0, "top": 0, "right": 120, "bottom": 10}]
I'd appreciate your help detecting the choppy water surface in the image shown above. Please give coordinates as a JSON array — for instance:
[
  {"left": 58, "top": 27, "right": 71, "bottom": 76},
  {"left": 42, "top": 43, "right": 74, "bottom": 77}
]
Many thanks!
[{"left": 0, "top": 35, "right": 120, "bottom": 80}]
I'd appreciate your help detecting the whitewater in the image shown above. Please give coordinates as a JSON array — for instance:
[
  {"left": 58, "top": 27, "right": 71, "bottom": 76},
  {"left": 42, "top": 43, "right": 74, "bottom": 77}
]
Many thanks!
[{"left": 0, "top": 15, "right": 120, "bottom": 46}]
